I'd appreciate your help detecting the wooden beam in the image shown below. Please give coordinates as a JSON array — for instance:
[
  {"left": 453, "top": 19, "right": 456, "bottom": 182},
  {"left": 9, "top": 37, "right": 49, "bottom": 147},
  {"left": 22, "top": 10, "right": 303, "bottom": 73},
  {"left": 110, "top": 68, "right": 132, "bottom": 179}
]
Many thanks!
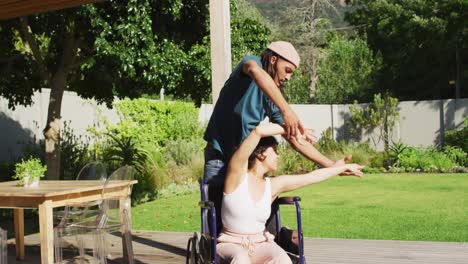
[
  {"left": 0, "top": 0, "right": 102, "bottom": 20},
  {"left": 209, "top": 0, "right": 231, "bottom": 104}
]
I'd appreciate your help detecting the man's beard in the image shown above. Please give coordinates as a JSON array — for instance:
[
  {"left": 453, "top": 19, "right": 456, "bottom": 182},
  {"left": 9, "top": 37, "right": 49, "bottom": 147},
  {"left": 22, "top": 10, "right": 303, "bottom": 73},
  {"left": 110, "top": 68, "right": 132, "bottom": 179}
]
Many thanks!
[
  {"left": 271, "top": 64, "right": 285, "bottom": 95},
  {"left": 278, "top": 81, "right": 286, "bottom": 94}
]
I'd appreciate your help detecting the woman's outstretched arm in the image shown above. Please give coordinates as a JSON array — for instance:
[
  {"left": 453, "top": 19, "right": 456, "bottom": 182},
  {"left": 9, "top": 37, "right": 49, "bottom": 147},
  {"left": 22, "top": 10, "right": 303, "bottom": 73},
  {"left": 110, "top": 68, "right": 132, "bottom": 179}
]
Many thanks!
[
  {"left": 224, "top": 123, "right": 285, "bottom": 194},
  {"left": 270, "top": 164, "right": 364, "bottom": 198}
]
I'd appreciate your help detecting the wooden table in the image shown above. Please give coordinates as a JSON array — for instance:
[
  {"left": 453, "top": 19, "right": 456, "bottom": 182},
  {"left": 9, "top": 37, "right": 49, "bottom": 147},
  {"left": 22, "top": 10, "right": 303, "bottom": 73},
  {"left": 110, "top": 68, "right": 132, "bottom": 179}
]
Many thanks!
[{"left": 0, "top": 180, "right": 137, "bottom": 264}]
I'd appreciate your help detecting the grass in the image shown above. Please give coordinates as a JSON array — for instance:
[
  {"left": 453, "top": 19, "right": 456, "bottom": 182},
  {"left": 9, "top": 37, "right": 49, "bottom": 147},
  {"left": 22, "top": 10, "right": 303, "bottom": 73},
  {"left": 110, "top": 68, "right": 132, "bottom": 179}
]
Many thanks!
[{"left": 131, "top": 173, "right": 468, "bottom": 242}]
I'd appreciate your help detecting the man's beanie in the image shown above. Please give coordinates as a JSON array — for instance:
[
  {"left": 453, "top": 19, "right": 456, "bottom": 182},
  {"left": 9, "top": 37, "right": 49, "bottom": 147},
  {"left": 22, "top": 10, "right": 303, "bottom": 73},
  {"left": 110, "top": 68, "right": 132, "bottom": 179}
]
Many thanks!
[{"left": 267, "top": 41, "right": 300, "bottom": 67}]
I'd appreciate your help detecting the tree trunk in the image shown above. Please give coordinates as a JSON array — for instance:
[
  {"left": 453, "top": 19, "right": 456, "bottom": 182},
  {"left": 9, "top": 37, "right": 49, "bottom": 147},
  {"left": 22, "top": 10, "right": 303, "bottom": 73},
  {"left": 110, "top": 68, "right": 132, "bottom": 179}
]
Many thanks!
[
  {"left": 44, "top": 76, "right": 65, "bottom": 180},
  {"left": 309, "top": 70, "right": 317, "bottom": 102},
  {"left": 455, "top": 46, "right": 461, "bottom": 99},
  {"left": 19, "top": 16, "right": 77, "bottom": 180}
]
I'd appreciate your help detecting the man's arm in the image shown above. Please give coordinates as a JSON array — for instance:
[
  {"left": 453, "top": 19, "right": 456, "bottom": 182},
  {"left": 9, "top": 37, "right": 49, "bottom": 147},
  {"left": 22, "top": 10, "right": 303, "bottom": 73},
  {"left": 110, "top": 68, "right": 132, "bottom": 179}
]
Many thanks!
[
  {"left": 242, "top": 59, "right": 303, "bottom": 138},
  {"left": 285, "top": 136, "right": 335, "bottom": 167}
]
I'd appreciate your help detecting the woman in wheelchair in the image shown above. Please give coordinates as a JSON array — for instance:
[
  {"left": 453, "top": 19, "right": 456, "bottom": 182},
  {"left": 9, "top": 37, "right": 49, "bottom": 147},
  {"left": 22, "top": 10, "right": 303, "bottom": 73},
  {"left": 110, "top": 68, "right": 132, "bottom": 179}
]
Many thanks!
[{"left": 217, "top": 123, "right": 363, "bottom": 263}]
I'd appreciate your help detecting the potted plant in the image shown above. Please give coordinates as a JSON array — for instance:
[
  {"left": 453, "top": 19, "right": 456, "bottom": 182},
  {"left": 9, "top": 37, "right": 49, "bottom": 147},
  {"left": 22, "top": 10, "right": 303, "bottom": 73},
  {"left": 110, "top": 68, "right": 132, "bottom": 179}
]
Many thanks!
[{"left": 13, "top": 158, "right": 47, "bottom": 187}]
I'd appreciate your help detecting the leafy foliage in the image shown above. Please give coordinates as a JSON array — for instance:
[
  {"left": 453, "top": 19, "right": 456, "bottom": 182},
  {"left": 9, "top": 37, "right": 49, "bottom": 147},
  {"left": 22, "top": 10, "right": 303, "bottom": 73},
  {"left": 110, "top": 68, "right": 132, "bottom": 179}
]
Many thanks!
[
  {"left": 107, "top": 99, "right": 204, "bottom": 149},
  {"left": 444, "top": 118, "right": 468, "bottom": 153},
  {"left": 397, "top": 146, "right": 458, "bottom": 172},
  {"left": 345, "top": 0, "right": 468, "bottom": 100},
  {"left": 315, "top": 34, "right": 382, "bottom": 104},
  {"left": 283, "top": 68, "right": 311, "bottom": 104},
  {"left": 387, "top": 141, "right": 409, "bottom": 167},
  {"left": 13, "top": 158, "right": 47, "bottom": 185},
  {"left": 90, "top": 98, "right": 205, "bottom": 204},
  {"left": 443, "top": 146, "right": 467, "bottom": 167},
  {"left": 348, "top": 93, "right": 399, "bottom": 150},
  {"left": 276, "top": 143, "right": 319, "bottom": 175},
  {"left": 60, "top": 121, "right": 92, "bottom": 180},
  {"left": 103, "top": 134, "right": 147, "bottom": 168},
  {"left": 317, "top": 127, "right": 342, "bottom": 153},
  {"left": 185, "top": 0, "right": 272, "bottom": 104}
]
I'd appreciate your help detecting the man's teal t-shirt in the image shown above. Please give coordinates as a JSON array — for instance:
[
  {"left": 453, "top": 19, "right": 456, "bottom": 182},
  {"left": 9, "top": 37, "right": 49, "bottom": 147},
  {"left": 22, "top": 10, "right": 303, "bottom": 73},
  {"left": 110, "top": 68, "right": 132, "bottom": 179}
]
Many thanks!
[{"left": 204, "top": 55, "right": 284, "bottom": 161}]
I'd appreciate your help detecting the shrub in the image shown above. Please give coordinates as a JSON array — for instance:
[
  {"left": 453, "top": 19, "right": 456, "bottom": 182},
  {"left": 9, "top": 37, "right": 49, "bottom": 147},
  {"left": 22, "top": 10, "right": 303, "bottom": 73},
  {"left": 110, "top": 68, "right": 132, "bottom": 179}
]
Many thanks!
[
  {"left": 110, "top": 99, "right": 204, "bottom": 148},
  {"left": 348, "top": 93, "right": 399, "bottom": 151},
  {"left": 277, "top": 143, "right": 318, "bottom": 175},
  {"left": 387, "top": 141, "right": 409, "bottom": 167},
  {"left": 369, "top": 152, "right": 387, "bottom": 169},
  {"left": 90, "top": 99, "right": 205, "bottom": 204},
  {"left": 164, "top": 139, "right": 204, "bottom": 166},
  {"left": 444, "top": 118, "right": 468, "bottom": 153},
  {"left": 341, "top": 143, "right": 377, "bottom": 166},
  {"left": 317, "top": 128, "right": 342, "bottom": 153},
  {"left": 442, "top": 146, "right": 467, "bottom": 167},
  {"left": 102, "top": 133, "right": 147, "bottom": 168},
  {"left": 60, "top": 121, "right": 92, "bottom": 180},
  {"left": 132, "top": 147, "right": 166, "bottom": 204},
  {"left": 399, "top": 147, "right": 457, "bottom": 172}
]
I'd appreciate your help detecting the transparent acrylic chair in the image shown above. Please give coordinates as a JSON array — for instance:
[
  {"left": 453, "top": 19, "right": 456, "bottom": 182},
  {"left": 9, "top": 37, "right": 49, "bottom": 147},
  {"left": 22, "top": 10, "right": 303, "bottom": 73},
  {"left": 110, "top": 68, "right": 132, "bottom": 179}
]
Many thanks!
[
  {"left": 0, "top": 227, "right": 6, "bottom": 264},
  {"left": 55, "top": 162, "right": 107, "bottom": 220},
  {"left": 54, "top": 162, "right": 107, "bottom": 263},
  {"left": 56, "top": 165, "right": 135, "bottom": 264},
  {"left": 92, "top": 165, "right": 135, "bottom": 264}
]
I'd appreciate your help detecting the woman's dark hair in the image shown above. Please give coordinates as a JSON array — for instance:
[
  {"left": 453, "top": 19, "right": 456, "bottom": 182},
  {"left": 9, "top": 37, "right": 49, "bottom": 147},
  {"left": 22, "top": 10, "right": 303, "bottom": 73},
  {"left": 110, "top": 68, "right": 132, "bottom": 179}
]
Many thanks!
[{"left": 248, "top": 136, "right": 278, "bottom": 169}]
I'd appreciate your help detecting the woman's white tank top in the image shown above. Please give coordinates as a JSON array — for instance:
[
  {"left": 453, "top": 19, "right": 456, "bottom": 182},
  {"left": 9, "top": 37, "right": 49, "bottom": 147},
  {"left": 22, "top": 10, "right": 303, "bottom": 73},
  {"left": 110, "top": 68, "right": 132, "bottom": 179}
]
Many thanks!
[{"left": 221, "top": 174, "right": 271, "bottom": 234}]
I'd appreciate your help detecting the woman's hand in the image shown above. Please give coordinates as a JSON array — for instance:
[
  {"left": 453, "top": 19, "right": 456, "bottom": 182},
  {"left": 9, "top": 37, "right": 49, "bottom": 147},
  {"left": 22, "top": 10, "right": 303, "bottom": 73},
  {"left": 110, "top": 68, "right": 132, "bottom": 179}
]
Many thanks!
[{"left": 341, "top": 164, "right": 364, "bottom": 178}]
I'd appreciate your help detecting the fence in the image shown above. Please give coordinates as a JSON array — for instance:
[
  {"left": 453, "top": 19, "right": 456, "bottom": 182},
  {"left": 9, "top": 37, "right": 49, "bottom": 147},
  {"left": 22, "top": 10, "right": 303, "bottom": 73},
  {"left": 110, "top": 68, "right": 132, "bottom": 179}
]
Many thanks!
[
  {"left": 0, "top": 89, "right": 467, "bottom": 161},
  {"left": 199, "top": 99, "right": 468, "bottom": 151}
]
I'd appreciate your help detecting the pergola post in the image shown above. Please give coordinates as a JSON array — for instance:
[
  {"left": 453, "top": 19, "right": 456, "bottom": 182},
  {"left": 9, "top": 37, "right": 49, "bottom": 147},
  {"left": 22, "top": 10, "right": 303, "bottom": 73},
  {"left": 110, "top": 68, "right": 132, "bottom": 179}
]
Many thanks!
[{"left": 209, "top": 0, "right": 232, "bottom": 104}]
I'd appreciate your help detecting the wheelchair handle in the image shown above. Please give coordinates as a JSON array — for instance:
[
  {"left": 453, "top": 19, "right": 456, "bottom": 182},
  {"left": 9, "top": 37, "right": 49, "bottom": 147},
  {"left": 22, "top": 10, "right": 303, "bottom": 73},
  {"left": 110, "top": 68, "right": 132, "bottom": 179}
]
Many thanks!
[
  {"left": 277, "top": 196, "right": 301, "bottom": 205},
  {"left": 198, "top": 200, "right": 215, "bottom": 209}
]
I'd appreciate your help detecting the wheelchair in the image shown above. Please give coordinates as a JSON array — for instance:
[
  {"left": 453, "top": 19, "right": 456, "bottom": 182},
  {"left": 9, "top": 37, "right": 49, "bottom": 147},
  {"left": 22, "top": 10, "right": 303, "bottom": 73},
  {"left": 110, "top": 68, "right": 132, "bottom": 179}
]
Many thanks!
[{"left": 186, "top": 179, "right": 306, "bottom": 264}]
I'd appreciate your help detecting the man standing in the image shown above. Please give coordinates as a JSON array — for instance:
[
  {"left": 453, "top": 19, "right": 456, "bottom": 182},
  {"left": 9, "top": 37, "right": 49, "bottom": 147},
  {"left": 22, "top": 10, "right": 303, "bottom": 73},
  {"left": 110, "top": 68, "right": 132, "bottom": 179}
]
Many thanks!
[{"left": 203, "top": 41, "right": 358, "bottom": 235}]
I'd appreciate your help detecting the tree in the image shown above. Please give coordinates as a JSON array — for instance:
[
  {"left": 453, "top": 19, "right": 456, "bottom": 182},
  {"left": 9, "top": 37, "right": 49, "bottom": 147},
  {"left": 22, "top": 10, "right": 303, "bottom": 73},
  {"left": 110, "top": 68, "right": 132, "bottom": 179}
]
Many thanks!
[
  {"left": 0, "top": 0, "right": 207, "bottom": 179},
  {"left": 184, "top": 0, "right": 272, "bottom": 103},
  {"left": 345, "top": 0, "right": 468, "bottom": 100},
  {"left": 348, "top": 93, "right": 399, "bottom": 151},
  {"left": 315, "top": 33, "right": 382, "bottom": 104},
  {"left": 277, "top": 0, "right": 339, "bottom": 101},
  {"left": 0, "top": 0, "right": 272, "bottom": 179}
]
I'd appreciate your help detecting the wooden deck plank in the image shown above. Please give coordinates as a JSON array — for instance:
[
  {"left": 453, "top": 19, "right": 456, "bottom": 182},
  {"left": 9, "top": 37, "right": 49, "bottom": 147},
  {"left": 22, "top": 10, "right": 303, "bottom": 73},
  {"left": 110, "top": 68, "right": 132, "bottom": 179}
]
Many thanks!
[{"left": 7, "top": 231, "right": 468, "bottom": 263}]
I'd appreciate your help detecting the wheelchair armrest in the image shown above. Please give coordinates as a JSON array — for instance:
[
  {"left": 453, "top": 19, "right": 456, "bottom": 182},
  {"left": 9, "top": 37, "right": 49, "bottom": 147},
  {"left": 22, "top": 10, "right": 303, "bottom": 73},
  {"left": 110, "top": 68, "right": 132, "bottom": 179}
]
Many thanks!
[
  {"left": 277, "top": 196, "right": 301, "bottom": 205},
  {"left": 198, "top": 200, "right": 215, "bottom": 209}
]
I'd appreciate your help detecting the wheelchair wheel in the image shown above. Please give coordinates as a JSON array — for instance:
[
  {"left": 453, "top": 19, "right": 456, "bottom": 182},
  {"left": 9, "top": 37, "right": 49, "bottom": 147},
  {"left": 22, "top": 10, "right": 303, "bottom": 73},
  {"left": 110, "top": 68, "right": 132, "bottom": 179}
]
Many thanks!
[
  {"left": 186, "top": 232, "right": 200, "bottom": 264},
  {"left": 198, "top": 233, "right": 214, "bottom": 263}
]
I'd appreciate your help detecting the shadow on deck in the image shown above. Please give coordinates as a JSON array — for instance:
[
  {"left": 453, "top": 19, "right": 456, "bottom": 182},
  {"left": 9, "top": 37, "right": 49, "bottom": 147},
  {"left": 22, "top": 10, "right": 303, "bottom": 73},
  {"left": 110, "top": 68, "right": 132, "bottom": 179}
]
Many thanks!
[{"left": 5, "top": 230, "right": 468, "bottom": 263}]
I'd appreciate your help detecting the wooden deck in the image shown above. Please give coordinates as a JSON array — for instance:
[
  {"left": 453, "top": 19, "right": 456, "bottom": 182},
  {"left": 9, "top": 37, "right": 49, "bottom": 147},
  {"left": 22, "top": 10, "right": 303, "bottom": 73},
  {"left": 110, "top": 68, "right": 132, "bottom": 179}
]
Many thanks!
[{"left": 6, "top": 230, "right": 468, "bottom": 263}]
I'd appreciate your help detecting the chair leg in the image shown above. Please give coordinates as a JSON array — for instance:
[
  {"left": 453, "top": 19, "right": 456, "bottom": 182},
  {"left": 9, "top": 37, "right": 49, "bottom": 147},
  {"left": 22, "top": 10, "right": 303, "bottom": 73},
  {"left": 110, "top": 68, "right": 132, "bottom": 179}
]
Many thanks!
[
  {"left": 93, "top": 230, "right": 107, "bottom": 264},
  {"left": 122, "top": 230, "right": 134, "bottom": 264},
  {"left": 53, "top": 228, "right": 63, "bottom": 264},
  {"left": 0, "top": 228, "right": 7, "bottom": 264},
  {"left": 76, "top": 235, "right": 85, "bottom": 264},
  {"left": 122, "top": 210, "right": 134, "bottom": 264}
]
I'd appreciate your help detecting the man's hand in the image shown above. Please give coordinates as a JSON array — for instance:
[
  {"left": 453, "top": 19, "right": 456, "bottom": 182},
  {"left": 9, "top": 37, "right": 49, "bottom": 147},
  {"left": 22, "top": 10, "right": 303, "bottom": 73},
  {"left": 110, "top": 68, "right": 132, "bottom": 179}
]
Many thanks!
[
  {"left": 282, "top": 108, "right": 304, "bottom": 140},
  {"left": 295, "top": 128, "right": 317, "bottom": 145},
  {"left": 333, "top": 155, "right": 363, "bottom": 176},
  {"left": 303, "top": 128, "right": 317, "bottom": 144},
  {"left": 333, "top": 155, "right": 352, "bottom": 167}
]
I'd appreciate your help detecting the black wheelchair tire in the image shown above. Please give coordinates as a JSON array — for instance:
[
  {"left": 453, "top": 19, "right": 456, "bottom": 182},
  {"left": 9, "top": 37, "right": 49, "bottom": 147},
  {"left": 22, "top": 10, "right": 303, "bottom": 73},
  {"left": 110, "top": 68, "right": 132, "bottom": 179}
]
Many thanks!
[{"left": 186, "top": 232, "right": 200, "bottom": 264}]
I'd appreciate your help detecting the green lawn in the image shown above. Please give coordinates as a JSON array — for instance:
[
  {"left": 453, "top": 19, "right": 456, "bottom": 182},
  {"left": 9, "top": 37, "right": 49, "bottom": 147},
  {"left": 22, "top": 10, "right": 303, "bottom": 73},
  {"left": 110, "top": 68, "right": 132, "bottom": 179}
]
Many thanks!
[{"left": 132, "top": 173, "right": 468, "bottom": 242}]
